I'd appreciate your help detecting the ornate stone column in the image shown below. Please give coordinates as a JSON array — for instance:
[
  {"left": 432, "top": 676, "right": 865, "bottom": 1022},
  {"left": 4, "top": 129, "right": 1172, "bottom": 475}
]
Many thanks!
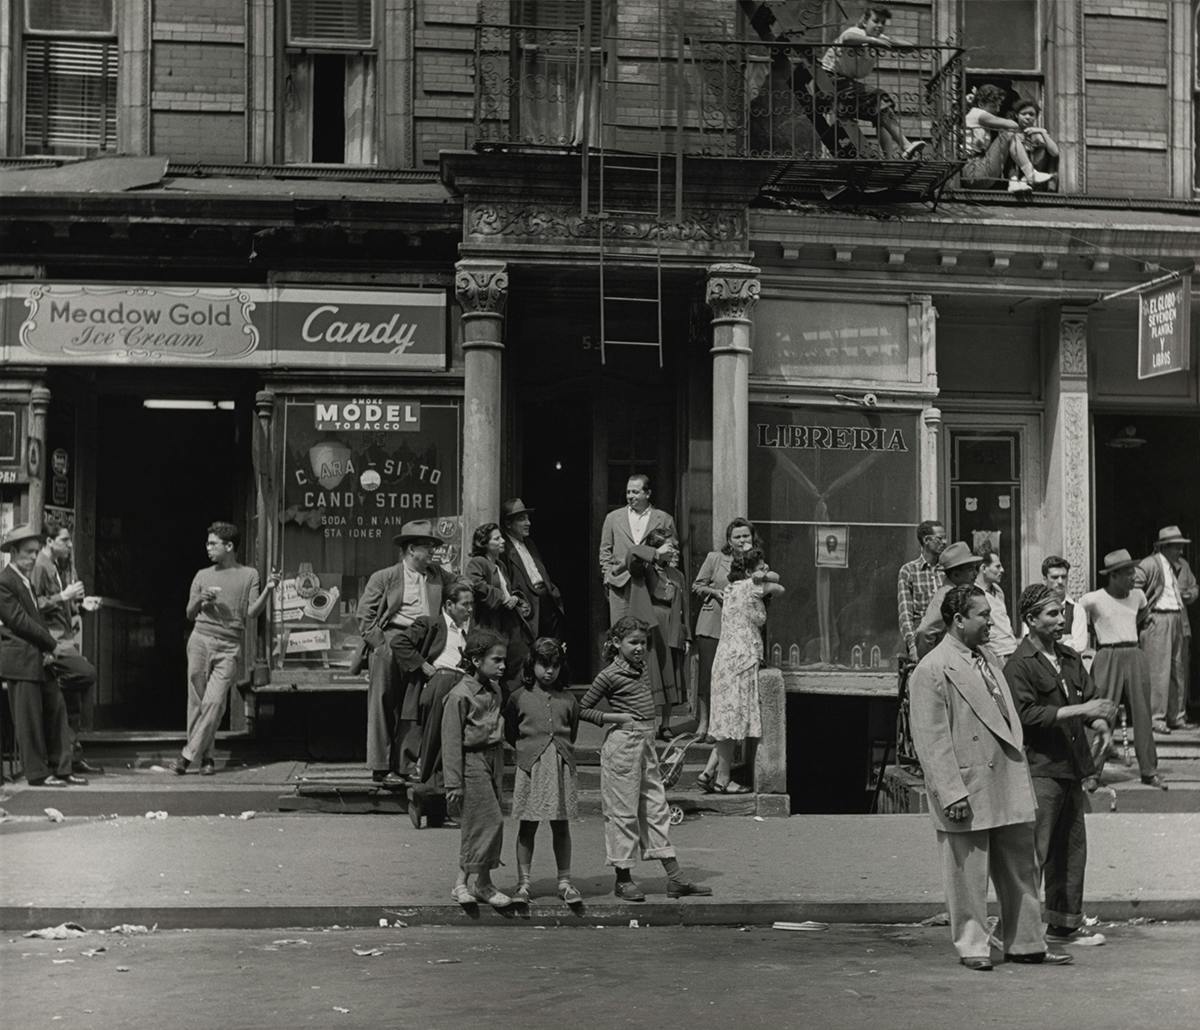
[
  {"left": 455, "top": 260, "right": 508, "bottom": 536},
  {"left": 920, "top": 405, "right": 942, "bottom": 521},
  {"left": 706, "top": 263, "right": 760, "bottom": 549},
  {"left": 1043, "top": 306, "right": 1091, "bottom": 598},
  {"left": 28, "top": 385, "right": 51, "bottom": 530}
]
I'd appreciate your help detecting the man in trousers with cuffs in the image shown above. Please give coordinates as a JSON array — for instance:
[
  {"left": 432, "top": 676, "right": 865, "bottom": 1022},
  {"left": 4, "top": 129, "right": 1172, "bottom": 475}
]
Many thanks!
[
  {"left": 1134, "top": 525, "right": 1197, "bottom": 733},
  {"left": 910, "top": 584, "right": 1071, "bottom": 971}
]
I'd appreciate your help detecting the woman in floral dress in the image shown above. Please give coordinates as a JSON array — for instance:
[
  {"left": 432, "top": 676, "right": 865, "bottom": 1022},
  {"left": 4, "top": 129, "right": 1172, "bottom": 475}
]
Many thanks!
[{"left": 703, "top": 548, "right": 784, "bottom": 793}]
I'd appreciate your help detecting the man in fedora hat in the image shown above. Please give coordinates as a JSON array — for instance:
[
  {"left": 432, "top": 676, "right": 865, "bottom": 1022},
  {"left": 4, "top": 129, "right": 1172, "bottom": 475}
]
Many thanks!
[
  {"left": 0, "top": 526, "right": 87, "bottom": 787},
  {"left": 1133, "top": 526, "right": 1197, "bottom": 732},
  {"left": 1077, "top": 549, "right": 1165, "bottom": 789},
  {"left": 357, "top": 519, "right": 455, "bottom": 786},
  {"left": 500, "top": 498, "right": 564, "bottom": 641},
  {"left": 914, "top": 542, "right": 984, "bottom": 659}
]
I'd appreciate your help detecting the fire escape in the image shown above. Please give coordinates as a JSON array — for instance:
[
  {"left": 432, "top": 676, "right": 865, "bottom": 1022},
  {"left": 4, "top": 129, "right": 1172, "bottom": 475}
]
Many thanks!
[{"left": 469, "top": 0, "right": 965, "bottom": 359}]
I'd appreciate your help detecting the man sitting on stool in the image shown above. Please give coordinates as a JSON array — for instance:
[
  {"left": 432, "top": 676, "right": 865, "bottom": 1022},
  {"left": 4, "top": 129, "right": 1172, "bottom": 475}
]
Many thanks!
[
  {"left": 31, "top": 525, "right": 101, "bottom": 775},
  {"left": 0, "top": 526, "right": 88, "bottom": 787}
]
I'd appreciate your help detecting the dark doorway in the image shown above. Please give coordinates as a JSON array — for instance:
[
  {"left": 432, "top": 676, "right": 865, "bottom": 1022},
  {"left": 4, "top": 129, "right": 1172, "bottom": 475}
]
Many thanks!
[
  {"left": 519, "top": 391, "right": 593, "bottom": 669},
  {"left": 1093, "top": 413, "right": 1200, "bottom": 710},
  {"left": 93, "top": 397, "right": 241, "bottom": 728}
]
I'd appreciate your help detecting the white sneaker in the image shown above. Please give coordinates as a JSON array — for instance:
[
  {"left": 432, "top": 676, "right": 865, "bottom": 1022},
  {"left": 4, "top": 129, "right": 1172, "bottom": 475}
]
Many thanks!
[
  {"left": 1007, "top": 179, "right": 1033, "bottom": 193},
  {"left": 902, "top": 140, "right": 927, "bottom": 160},
  {"left": 1026, "top": 170, "right": 1054, "bottom": 186}
]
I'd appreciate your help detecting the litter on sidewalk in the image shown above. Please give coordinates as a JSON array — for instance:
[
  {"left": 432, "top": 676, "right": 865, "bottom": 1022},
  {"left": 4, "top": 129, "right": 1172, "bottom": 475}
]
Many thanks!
[
  {"left": 24, "top": 923, "right": 88, "bottom": 940},
  {"left": 772, "top": 921, "right": 829, "bottom": 932}
]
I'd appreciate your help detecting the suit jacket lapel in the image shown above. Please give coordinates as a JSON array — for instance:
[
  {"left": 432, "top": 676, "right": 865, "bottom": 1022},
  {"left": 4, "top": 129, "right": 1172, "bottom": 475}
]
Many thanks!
[
  {"left": 946, "top": 653, "right": 1020, "bottom": 749},
  {"left": 3, "top": 565, "right": 38, "bottom": 618}
]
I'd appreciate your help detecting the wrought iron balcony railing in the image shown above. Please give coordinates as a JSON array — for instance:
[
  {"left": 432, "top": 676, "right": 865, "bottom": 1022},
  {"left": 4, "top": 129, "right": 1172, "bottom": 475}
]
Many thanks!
[{"left": 471, "top": 24, "right": 965, "bottom": 171}]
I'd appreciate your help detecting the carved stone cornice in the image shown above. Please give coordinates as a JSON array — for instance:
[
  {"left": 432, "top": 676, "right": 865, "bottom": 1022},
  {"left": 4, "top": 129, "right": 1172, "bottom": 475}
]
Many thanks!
[
  {"left": 706, "top": 263, "right": 761, "bottom": 326},
  {"left": 466, "top": 202, "right": 747, "bottom": 251},
  {"left": 454, "top": 260, "right": 508, "bottom": 318}
]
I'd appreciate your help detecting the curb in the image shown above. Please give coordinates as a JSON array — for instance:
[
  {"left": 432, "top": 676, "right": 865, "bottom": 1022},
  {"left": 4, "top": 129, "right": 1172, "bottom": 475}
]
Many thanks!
[{"left": 4, "top": 898, "right": 1197, "bottom": 931}]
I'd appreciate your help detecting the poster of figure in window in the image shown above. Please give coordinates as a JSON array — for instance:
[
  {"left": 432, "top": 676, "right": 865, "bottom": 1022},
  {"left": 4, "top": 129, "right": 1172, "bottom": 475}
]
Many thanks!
[
  {"left": 276, "top": 397, "right": 462, "bottom": 671},
  {"left": 815, "top": 524, "right": 849, "bottom": 569}
]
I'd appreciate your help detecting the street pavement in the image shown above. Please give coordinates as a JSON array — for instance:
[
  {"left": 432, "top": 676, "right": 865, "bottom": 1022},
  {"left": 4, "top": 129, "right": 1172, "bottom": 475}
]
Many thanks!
[
  {"left": 2, "top": 923, "right": 1196, "bottom": 1030},
  {"left": 1, "top": 810, "right": 1197, "bottom": 929}
]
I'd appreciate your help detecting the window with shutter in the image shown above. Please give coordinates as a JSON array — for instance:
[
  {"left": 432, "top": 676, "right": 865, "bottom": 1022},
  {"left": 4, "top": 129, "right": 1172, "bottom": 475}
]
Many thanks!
[
  {"left": 287, "top": 0, "right": 374, "bottom": 48},
  {"left": 22, "top": 0, "right": 119, "bottom": 155}
]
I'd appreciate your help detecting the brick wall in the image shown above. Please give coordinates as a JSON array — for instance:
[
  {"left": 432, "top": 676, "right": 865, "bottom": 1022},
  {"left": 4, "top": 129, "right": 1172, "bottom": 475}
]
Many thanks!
[
  {"left": 153, "top": 43, "right": 245, "bottom": 96},
  {"left": 154, "top": 0, "right": 245, "bottom": 24},
  {"left": 152, "top": 112, "right": 245, "bottom": 162},
  {"left": 1085, "top": 147, "right": 1169, "bottom": 197}
]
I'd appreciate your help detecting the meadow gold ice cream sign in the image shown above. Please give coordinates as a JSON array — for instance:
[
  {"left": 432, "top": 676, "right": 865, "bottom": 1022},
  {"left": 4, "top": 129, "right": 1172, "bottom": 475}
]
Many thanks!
[
  {"left": 13, "top": 284, "right": 260, "bottom": 362},
  {"left": 2, "top": 283, "right": 447, "bottom": 369}
]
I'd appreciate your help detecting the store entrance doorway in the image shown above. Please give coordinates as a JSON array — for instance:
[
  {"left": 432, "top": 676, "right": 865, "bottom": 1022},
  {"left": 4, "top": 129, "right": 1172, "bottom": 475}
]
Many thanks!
[
  {"left": 91, "top": 394, "right": 244, "bottom": 728},
  {"left": 1093, "top": 413, "right": 1200, "bottom": 711}
]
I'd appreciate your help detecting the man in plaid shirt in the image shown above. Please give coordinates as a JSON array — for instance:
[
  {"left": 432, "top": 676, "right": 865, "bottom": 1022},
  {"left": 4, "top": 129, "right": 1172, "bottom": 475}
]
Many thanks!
[{"left": 897, "top": 520, "right": 947, "bottom": 660}]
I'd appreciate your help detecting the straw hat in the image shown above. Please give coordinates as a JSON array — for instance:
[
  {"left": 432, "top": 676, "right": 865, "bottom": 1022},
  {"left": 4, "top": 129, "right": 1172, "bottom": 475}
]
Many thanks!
[
  {"left": 1098, "top": 549, "right": 1138, "bottom": 575},
  {"left": 937, "top": 541, "right": 983, "bottom": 571},
  {"left": 1153, "top": 525, "right": 1191, "bottom": 547},
  {"left": 392, "top": 519, "right": 443, "bottom": 548},
  {"left": 0, "top": 524, "right": 41, "bottom": 552}
]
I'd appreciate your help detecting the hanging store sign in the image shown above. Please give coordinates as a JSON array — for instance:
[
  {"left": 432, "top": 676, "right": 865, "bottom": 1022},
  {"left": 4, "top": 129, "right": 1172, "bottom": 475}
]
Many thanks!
[
  {"left": 1, "top": 283, "right": 448, "bottom": 370},
  {"left": 1137, "top": 275, "right": 1191, "bottom": 380}
]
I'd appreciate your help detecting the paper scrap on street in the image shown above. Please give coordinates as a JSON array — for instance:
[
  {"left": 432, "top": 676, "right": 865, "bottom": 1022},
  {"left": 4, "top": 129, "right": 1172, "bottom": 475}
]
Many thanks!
[
  {"left": 772, "top": 921, "right": 829, "bottom": 932},
  {"left": 919, "top": 912, "right": 950, "bottom": 927},
  {"left": 273, "top": 938, "right": 310, "bottom": 946},
  {"left": 238, "top": 811, "right": 256, "bottom": 820},
  {"left": 44, "top": 808, "right": 65, "bottom": 823},
  {"left": 25, "top": 923, "right": 88, "bottom": 940},
  {"left": 352, "top": 947, "right": 384, "bottom": 957},
  {"left": 108, "top": 924, "right": 153, "bottom": 935}
]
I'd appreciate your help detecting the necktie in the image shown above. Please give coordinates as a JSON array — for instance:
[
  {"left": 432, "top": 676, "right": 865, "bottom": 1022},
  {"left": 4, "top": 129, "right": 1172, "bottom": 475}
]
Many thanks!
[{"left": 975, "top": 653, "right": 1011, "bottom": 726}]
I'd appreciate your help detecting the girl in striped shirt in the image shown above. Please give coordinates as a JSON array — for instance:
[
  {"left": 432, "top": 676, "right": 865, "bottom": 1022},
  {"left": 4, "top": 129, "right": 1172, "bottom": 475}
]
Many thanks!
[{"left": 580, "top": 616, "right": 712, "bottom": 902}]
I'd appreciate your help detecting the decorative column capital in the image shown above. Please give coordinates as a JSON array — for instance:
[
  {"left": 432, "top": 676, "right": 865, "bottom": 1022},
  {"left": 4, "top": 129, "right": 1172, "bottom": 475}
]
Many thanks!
[
  {"left": 29, "top": 385, "right": 51, "bottom": 413},
  {"left": 254, "top": 389, "right": 275, "bottom": 425},
  {"left": 705, "top": 263, "right": 760, "bottom": 327},
  {"left": 922, "top": 405, "right": 942, "bottom": 428},
  {"left": 455, "top": 260, "right": 509, "bottom": 319},
  {"left": 1059, "top": 315, "right": 1088, "bottom": 379}
]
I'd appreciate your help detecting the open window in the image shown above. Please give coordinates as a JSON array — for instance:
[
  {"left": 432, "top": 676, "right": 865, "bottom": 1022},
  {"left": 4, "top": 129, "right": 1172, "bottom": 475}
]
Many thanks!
[
  {"left": 962, "top": 0, "right": 1044, "bottom": 120},
  {"left": 22, "top": 0, "right": 118, "bottom": 155},
  {"left": 283, "top": 0, "right": 378, "bottom": 164}
]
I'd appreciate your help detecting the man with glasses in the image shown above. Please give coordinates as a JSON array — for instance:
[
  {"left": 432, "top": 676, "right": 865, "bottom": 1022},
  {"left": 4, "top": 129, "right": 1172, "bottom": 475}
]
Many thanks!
[{"left": 897, "top": 520, "right": 946, "bottom": 661}]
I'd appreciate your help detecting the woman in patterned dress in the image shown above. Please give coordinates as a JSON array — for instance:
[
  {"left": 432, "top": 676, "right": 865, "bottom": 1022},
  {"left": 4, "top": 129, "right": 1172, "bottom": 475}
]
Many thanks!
[{"left": 703, "top": 548, "right": 784, "bottom": 793}]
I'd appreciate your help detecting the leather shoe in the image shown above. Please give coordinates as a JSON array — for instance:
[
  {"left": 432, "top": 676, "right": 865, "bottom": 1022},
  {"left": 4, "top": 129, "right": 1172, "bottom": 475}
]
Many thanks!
[
  {"left": 959, "top": 957, "right": 994, "bottom": 971},
  {"left": 1006, "top": 951, "right": 1073, "bottom": 965},
  {"left": 667, "top": 879, "right": 713, "bottom": 898},
  {"left": 27, "top": 775, "right": 68, "bottom": 787},
  {"left": 614, "top": 879, "right": 646, "bottom": 902},
  {"left": 72, "top": 759, "right": 104, "bottom": 775},
  {"left": 372, "top": 771, "right": 406, "bottom": 788},
  {"left": 199, "top": 760, "right": 216, "bottom": 777},
  {"left": 1141, "top": 774, "right": 1168, "bottom": 790},
  {"left": 63, "top": 774, "right": 89, "bottom": 786}
]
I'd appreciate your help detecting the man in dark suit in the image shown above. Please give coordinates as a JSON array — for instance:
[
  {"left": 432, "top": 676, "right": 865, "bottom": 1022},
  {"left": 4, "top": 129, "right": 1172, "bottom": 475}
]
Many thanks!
[
  {"left": 598, "top": 473, "right": 677, "bottom": 624},
  {"left": 31, "top": 525, "right": 102, "bottom": 774},
  {"left": 500, "top": 498, "right": 565, "bottom": 640},
  {"left": 910, "top": 584, "right": 1069, "bottom": 971},
  {"left": 356, "top": 519, "right": 454, "bottom": 785},
  {"left": 0, "top": 526, "right": 87, "bottom": 787}
]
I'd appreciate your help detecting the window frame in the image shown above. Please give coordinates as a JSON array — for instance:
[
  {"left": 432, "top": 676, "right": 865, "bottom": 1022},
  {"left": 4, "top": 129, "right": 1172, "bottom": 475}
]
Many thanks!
[
  {"left": 960, "top": 0, "right": 1042, "bottom": 76},
  {"left": 19, "top": 0, "right": 120, "bottom": 157}
]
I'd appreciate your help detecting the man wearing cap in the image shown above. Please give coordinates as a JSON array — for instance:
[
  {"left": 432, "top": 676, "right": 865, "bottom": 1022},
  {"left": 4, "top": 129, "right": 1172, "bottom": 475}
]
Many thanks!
[
  {"left": 1133, "top": 526, "right": 1197, "bottom": 733},
  {"left": 501, "top": 498, "right": 565, "bottom": 641},
  {"left": 31, "top": 525, "right": 102, "bottom": 775},
  {"left": 599, "top": 473, "right": 677, "bottom": 624},
  {"left": 1005, "top": 584, "right": 1115, "bottom": 948},
  {"left": 357, "top": 519, "right": 455, "bottom": 786},
  {"left": 0, "top": 526, "right": 86, "bottom": 787},
  {"left": 1077, "top": 550, "right": 1165, "bottom": 789},
  {"left": 914, "top": 542, "right": 983, "bottom": 659},
  {"left": 909, "top": 584, "right": 1067, "bottom": 971}
]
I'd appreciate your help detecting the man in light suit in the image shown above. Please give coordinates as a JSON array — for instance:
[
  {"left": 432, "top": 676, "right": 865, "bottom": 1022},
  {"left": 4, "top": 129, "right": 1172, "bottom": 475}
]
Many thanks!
[
  {"left": 356, "top": 519, "right": 455, "bottom": 786},
  {"left": 0, "top": 526, "right": 87, "bottom": 787},
  {"left": 598, "top": 473, "right": 677, "bottom": 624},
  {"left": 1133, "top": 525, "right": 1197, "bottom": 732},
  {"left": 910, "top": 584, "right": 1071, "bottom": 971}
]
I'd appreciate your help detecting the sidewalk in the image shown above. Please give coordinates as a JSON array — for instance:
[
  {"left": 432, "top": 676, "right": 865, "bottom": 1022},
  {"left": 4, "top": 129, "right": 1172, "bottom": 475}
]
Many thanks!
[{"left": 2, "top": 810, "right": 1196, "bottom": 930}]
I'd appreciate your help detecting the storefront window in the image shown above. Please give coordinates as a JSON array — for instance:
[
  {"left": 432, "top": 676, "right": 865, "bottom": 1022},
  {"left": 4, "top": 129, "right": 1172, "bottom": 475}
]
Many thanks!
[
  {"left": 749, "top": 402, "right": 920, "bottom": 672},
  {"left": 753, "top": 297, "right": 916, "bottom": 382},
  {"left": 274, "top": 395, "right": 462, "bottom": 671}
]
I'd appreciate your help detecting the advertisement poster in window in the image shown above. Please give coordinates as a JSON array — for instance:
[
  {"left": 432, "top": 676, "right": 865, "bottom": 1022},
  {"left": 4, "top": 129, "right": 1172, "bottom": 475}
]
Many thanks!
[
  {"left": 276, "top": 397, "right": 462, "bottom": 672},
  {"left": 750, "top": 403, "right": 919, "bottom": 673}
]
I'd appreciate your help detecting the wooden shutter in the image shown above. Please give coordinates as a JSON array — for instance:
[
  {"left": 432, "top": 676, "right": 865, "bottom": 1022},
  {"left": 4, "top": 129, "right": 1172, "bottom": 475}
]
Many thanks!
[
  {"left": 287, "top": 0, "right": 375, "bottom": 47},
  {"left": 23, "top": 37, "right": 118, "bottom": 154}
]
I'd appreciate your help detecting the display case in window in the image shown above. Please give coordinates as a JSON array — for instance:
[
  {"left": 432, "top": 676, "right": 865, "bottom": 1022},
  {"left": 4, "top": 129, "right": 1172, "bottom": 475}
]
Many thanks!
[
  {"left": 749, "top": 402, "right": 921, "bottom": 681},
  {"left": 273, "top": 395, "right": 462, "bottom": 672}
]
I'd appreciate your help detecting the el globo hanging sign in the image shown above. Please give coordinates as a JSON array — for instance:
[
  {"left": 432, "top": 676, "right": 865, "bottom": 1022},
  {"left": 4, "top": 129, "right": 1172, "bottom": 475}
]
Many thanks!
[{"left": 1138, "top": 275, "right": 1191, "bottom": 380}]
